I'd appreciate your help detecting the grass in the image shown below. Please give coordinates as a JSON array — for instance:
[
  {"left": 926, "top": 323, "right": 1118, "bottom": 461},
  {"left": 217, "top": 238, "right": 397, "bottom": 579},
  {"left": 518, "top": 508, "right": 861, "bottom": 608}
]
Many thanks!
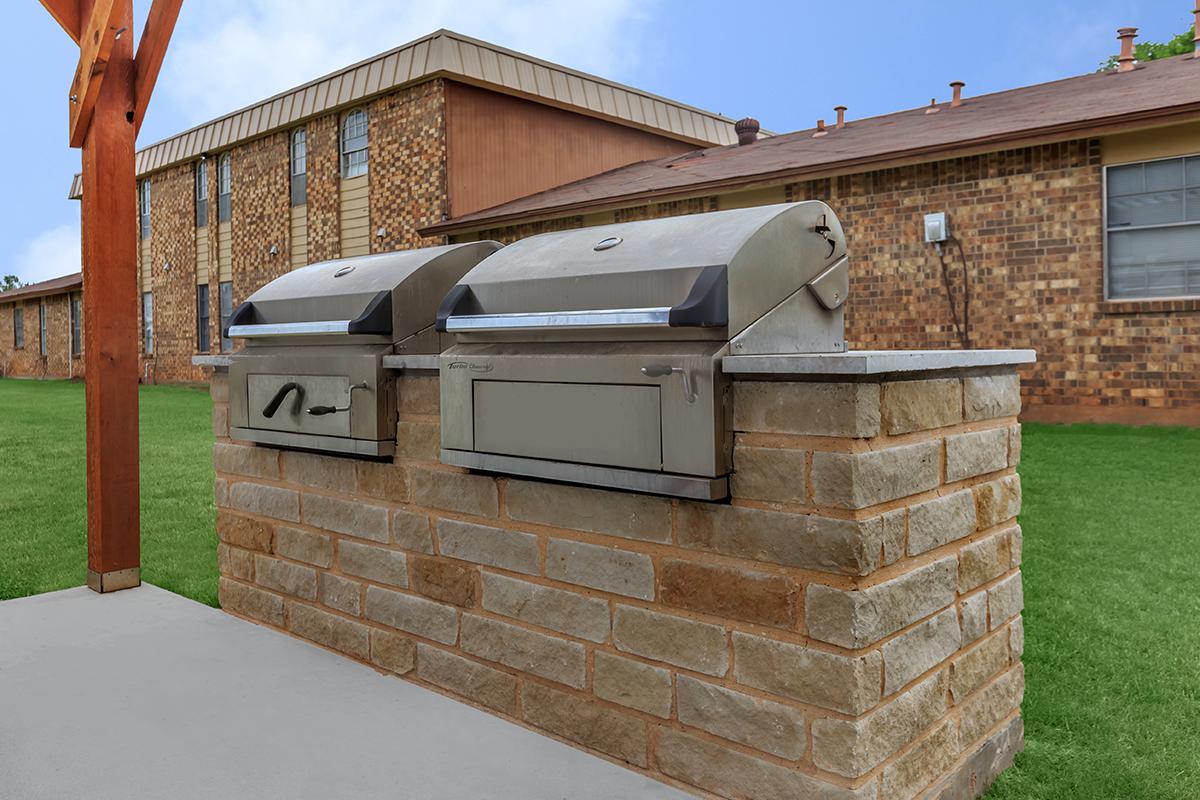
[
  {"left": 0, "top": 379, "right": 1197, "bottom": 795},
  {"left": 0, "top": 378, "right": 217, "bottom": 605}
]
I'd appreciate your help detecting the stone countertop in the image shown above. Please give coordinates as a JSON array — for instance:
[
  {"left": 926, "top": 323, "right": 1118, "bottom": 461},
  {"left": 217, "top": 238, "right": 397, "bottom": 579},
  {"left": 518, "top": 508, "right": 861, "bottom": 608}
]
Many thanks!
[
  {"left": 192, "top": 355, "right": 232, "bottom": 368},
  {"left": 721, "top": 349, "right": 1036, "bottom": 376}
]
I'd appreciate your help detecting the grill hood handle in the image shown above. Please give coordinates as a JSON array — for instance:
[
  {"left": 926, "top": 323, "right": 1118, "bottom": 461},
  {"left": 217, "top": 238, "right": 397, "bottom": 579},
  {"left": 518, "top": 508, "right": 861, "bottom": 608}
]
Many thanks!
[{"left": 262, "top": 382, "right": 302, "bottom": 419}]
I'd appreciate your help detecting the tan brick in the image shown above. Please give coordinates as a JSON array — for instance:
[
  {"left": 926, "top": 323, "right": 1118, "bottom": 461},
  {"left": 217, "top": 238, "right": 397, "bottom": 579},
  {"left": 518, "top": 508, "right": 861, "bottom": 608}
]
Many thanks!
[
  {"left": 732, "top": 632, "right": 882, "bottom": 714},
  {"left": 657, "top": 728, "right": 877, "bottom": 800},
  {"left": 1010, "top": 616, "right": 1025, "bottom": 659},
  {"left": 397, "top": 374, "right": 439, "bottom": 415},
  {"left": 410, "top": 555, "right": 476, "bottom": 607},
  {"left": 409, "top": 466, "right": 498, "bottom": 517},
  {"left": 882, "top": 607, "right": 961, "bottom": 693},
  {"left": 217, "top": 543, "right": 255, "bottom": 581},
  {"left": 460, "top": 614, "right": 585, "bottom": 688},
  {"left": 521, "top": 682, "right": 647, "bottom": 767},
  {"left": 370, "top": 628, "right": 416, "bottom": 674},
  {"left": 319, "top": 573, "right": 361, "bottom": 615},
  {"left": 213, "top": 478, "right": 229, "bottom": 509},
  {"left": 229, "top": 482, "right": 299, "bottom": 523},
  {"left": 959, "top": 526, "right": 1018, "bottom": 592},
  {"left": 219, "top": 577, "right": 283, "bottom": 626},
  {"left": 396, "top": 419, "right": 439, "bottom": 461},
  {"left": 881, "top": 507, "right": 906, "bottom": 566},
  {"left": 356, "top": 460, "right": 408, "bottom": 503},
  {"left": 437, "top": 519, "right": 539, "bottom": 575},
  {"left": 217, "top": 511, "right": 273, "bottom": 552},
  {"left": 659, "top": 559, "right": 797, "bottom": 628},
  {"left": 286, "top": 601, "right": 370, "bottom": 659},
  {"left": 960, "top": 591, "right": 988, "bottom": 644},
  {"left": 907, "top": 489, "right": 977, "bottom": 555},
  {"left": 881, "top": 717, "right": 961, "bottom": 800},
  {"left": 960, "top": 665, "right": 1024, "bottom": 745},
  {"left": 974, "top": 475, "right": 1022, "bottom": 529},
  {"left": 805, "top": 557, "right": 957, "bottom": 648},
  {"left": 213, "top": 442, "right": 279, "bottom": 479},
  {"left": 946, "top": 427, "right": 1010, "bottom": 482},
  {"left": 952, "top": 631, "right": 1011, "bottom": 703},
  {"left": 339, "top": 541, "right": 409, "bottom": 588},
  {"left": 545, "top": 539, "right": 654, "bottom": 600},
  {"left": 730, "top": 445, "right": 808, "bottom": 504},
  {"left": 392, "top": 508, "right": 433, "bottom": 553},
  {"left": 811, "top": 440, "right": 941, "bottom": 510},
  {"left": 881, "top": 378, "right": 962, "bottom": 434},
  {"left": 733, "top": 381, "right": 881, "bottom": 438},
  {"left": 988, "top": 573, "right": 1024, "bottom": 629},
  {"left": 677, "top": 675, "right": 807, "bottom": 759},
  {"left": 254, "top": 555, "right": 317, "bottom": 600},
  {"left": 416, "top": 644, "right": 517, "bottom": 715},
  {"left": 481, "top": 572, "right": 609, "bottom": 642},
  {"left": 505, "top": 480, "right": 671, "bottom": 543},
  {"left": 212, "top": 404, "right": 229, "bottom": 438},
  {"left": 964, "top": 373, "right": 1021, "bottom": 422},
  {"left": 1009, "top": 423, "right": 1022, "bottom": 466},
  {"left": 364, "top": 586, "right": 458, "bottom": 645},
  {"left": 592, "top": 652, "right": 671, "bottom": 718},
  {"left": 280, "top": 450, "right": 356, "bottom": 493},
  {"left": 302, "top": 493, "right": 389, "bottom": 542},
  {"left": 210, "top": 372, "right": 229, "bottom": 403},
  {"left": 613, "top": 606, "right": 727, "bottom": 676},
  {"left": 812, "top": 671, "right": 949, "bottom": 778},
  {"left": 274, "top": 526, "right": 333, "bottom": 568}
]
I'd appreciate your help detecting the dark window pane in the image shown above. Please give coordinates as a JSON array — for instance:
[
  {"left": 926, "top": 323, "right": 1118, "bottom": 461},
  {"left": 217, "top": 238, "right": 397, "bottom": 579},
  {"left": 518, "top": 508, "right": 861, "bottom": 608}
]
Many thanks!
[
  {"left": 197, "top": 284, "right": 211, "bottom": 352},
  {"left": 1107, "top": 190, "right": 1184, "bottom": 227},
  {"left": 219, "top": 281, "right": 233, "bottom": 352}
]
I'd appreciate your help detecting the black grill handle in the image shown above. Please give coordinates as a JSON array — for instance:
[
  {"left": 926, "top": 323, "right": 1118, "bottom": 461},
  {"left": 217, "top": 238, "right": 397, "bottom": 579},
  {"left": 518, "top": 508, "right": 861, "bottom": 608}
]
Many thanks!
[
  {"left": 262, "top": 382, "right": 301, "bottom": 419},
  {"left": 307, "top": 405, "right": 338, "bottom": 416}
]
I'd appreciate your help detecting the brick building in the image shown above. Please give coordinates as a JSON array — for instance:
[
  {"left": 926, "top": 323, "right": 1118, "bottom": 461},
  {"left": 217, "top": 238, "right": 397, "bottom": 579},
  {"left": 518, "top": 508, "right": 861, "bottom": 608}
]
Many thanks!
[{"left": 0, "top": 273, "right": 84, "bottom": 380}]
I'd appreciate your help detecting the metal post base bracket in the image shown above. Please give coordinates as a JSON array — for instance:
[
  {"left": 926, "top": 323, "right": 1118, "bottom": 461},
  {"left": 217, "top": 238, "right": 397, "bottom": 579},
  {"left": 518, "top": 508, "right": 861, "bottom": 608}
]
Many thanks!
[{"left": 86, "top": 567, "right": 141, "bottom": 594}]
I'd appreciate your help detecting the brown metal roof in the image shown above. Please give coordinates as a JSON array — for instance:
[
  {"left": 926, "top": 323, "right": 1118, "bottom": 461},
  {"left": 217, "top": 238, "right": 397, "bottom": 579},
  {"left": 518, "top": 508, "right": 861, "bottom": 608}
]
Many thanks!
[
  {"left": 69, "top": 30, "right": 751, "bottom": 199},
  {"left": 0, "top": 273, "right": 82, "bottom": 304},
  {"left": 426, "top": 55, "right": 1200, "bottom": 234}
]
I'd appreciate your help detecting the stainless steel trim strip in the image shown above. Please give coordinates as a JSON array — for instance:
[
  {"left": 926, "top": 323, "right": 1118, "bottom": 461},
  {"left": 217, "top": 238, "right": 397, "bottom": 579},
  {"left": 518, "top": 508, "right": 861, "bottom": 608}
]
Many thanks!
[
  {"left": 228, "top": 320, "right": 352, "bottom": 338},
  {"left": 443, "top": 306, "right": 672, "bottom": 332},
  {"left": 231, "top": 427, "right": 396, "bottom": 457}
]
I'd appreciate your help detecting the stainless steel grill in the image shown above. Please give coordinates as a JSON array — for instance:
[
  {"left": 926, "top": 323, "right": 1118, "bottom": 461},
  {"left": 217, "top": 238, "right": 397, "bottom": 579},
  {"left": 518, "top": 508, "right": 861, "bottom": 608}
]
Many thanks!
[
  {"left": 435, "top": 201, "right": 849, "bottom": 499},
  {"left": 226, "top": 242, "right": 500, "bottom": 457}
]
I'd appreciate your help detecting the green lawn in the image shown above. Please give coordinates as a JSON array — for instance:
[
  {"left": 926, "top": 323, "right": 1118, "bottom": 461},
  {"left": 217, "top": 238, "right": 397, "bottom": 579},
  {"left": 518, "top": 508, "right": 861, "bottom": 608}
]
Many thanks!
[{"left": 0, "top": 378, "right": 1196, "bottom": 796}]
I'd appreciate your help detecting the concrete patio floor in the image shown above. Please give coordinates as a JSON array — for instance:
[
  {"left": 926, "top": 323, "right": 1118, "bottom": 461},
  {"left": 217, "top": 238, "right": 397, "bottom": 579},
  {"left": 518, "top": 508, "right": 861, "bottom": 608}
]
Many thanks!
[{"left": 0, "top": 585, "right": 690, "bottom": 800}]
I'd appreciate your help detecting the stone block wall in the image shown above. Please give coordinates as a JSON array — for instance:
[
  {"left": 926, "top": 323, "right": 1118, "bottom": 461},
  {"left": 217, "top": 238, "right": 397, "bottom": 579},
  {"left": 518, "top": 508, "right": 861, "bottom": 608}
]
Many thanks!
[{"left": 207, "top": 364, "right": 1025, "bottom": 799}]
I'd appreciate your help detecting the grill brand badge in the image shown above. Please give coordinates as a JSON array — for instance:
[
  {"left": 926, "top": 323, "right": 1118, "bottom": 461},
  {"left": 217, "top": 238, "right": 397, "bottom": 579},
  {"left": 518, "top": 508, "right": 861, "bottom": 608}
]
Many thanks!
[{"left": 448, "top": 361, "right": 493, "bottom": 373}]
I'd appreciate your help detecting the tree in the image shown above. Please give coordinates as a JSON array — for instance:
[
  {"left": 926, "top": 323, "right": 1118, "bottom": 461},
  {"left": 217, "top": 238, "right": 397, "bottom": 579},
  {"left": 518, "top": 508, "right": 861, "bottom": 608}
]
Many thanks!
[
  {"left": 1099, "top": 26, "right": 1195, "bottom": 70},
  {"left": 0, "top": 275, "right": 21, "bottom": 292}
]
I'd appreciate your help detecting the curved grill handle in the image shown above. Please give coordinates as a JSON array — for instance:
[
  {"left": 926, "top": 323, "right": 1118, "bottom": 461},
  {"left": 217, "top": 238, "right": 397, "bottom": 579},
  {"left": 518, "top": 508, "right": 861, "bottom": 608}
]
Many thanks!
[
  {"left": 307, "top": 382, "right": 369, "bottom": 417},
  {"left": 262, "top": 382, "right": 301, "bottom": 418}
]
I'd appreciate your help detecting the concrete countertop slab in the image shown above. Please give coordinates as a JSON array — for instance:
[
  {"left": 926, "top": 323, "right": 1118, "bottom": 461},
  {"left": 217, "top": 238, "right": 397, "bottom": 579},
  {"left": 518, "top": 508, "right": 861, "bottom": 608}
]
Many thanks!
[
  {"left": 192, "top": 354, "right": 232, "bottom": 368},
  {"left": 722, "top": 349, "right": 1037, "bottom": 375}
]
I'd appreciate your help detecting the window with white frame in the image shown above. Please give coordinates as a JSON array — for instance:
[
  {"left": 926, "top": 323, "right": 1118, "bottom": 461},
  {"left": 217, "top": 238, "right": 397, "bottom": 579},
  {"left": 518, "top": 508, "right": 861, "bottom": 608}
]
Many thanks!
[
  {"left": 39, "top": 300, "right": 47, "bottom": 357},
  {"left": 13, "top": 306, "right": 24, "bottom": 348},
  {"left": 218, "top": 153, "right": 232, "bottom": 222},
  {"left": 1106, "top": 155, "right": 1200, "bottom": 300},
  {"left": 195, "top": 159, "right": 209, "bottom": 228},
  {"left": 341, "top": 109, "right": 368, "bottom": 178},
  {"left": 291, "top": 128, "right": 307, "bottom": 206},
  {"left": 139, "top": 179, "right": 151, "bottom": 239},
  {"left": 142, "top": 292, "right": 154, "bottom": 355},
  {"left": 70, "top": 293, "right": 82, "bottom": 356},
  {"left": 219, "top": 281, "right": 233, "bottom": 352}
]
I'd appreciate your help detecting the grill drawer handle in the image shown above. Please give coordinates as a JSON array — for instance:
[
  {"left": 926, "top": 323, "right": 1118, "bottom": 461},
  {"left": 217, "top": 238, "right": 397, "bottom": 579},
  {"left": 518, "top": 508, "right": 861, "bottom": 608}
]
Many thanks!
[
  {"left": 307, "top": 382, "right": 369, "bottom": 416},
  {"left": 640, "top": 365, "right": 697, "bottom": 404},
  {"left": 262, "top": 382, "right": 302, "bottom": 419}
]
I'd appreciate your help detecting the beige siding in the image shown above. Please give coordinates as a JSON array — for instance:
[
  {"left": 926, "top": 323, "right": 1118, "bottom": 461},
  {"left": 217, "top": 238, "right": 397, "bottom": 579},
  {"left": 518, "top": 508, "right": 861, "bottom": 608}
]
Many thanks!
[
  {"left": 716, "top": 186, "right": 788, "bottom": 211},
  {"left": 217, "top": 221, "right": 233, "bottom": 282},
  {"left": 290, "top": 205, "right": 309, "bottom": 269},
  {"left": 196, "top": 230, "right": 210, "bottom": 285},
  {"left": 339, "top": 175, "right": 370, "bottom": 257},
  {"left": 1101, "top": 120, "right": 1200, "bottom": 164},
  {"left": 140, "top": 239, "right": 152, "bottom": 292}
]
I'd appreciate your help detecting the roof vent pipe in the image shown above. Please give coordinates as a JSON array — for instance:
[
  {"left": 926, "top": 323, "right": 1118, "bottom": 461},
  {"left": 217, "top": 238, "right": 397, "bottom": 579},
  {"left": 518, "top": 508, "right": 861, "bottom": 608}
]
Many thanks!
[
  {"left": 1116, "top": 27, "right": 1137, "bottom": 72},
  {"left": 734, "top": 117, "right": 760, "bottom": 145},
  {"left": 925, "top": 98, "right": 940, "bottom": 115},
  {"left": 834, "top": 105, "right": 847, "bottom": 128},
  {"left": 813, "top": 119, "right": 828, "bottom": 138},
  {"left": 949, "top": 81, "right": 965, "bottom": 107}
]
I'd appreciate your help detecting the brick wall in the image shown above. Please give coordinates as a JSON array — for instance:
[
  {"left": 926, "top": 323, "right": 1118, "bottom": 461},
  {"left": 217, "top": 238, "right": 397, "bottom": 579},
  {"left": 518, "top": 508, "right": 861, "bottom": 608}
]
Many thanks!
[
  {"left": 208, "top": 365, "right": 1026, "bottom": 799},
  {"left": 0, "top": 295, "right": 80, "bottom": 380}
]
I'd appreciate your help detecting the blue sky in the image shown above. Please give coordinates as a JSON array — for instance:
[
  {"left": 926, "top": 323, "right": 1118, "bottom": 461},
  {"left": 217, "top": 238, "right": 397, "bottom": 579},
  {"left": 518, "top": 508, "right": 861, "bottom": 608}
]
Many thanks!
[{"left": 1, "top": 0, "right": 1190, "bottom": 284}]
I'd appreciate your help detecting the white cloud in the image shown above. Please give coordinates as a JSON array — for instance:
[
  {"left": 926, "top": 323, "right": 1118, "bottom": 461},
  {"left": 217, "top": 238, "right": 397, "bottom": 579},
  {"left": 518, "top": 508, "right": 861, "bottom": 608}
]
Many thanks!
[
  {"left": 13, "top": 223, "right": 80, "bottom": 286},
  {"left": 160, "top": 0, "right": 651, "bottom": 125}
]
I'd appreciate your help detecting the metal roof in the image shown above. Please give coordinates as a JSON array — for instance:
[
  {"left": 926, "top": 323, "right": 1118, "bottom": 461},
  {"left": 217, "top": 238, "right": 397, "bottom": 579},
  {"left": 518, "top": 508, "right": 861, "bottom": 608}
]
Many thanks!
[{"left": 0, "top": 272, "right": 82, "bottom": 303}]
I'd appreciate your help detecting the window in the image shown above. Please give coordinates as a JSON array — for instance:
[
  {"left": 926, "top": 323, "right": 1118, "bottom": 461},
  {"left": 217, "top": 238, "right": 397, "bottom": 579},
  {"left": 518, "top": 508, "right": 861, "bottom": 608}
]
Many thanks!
[
  {"left": 195, "top": 159, "right": 209, "bottom": 228},
  {"left": 142, "top": 292, "right": 153, "bottom": 355},
  {"left": 291, "top": 128, "right": 307, "bottom": 206},
  {"left": 219, "top": 281, "right": 233, "bottom": 352},
  {"left": 218, "top": 153, "right": 232, "bottom": 222},
  {"left": 139, "top": 179, "right": 151, "bottom": 239},
  {"left": 341, "top": 109, "right": 368, "bottom": 178},
  {"left": 39, "top": 300, "right": 47, "bottom": 357},
  {"left": 1106, "top": 155, "right": 1200, "bottom": 300},
  {"left": 13, "top": 306, "right": 23, "bottom": 348},
  {"left": 197, "top": 284, "right": 211, "bottom": 352},
  {"left": 70, "top": 293, "right": 82, "bottom": 357}
]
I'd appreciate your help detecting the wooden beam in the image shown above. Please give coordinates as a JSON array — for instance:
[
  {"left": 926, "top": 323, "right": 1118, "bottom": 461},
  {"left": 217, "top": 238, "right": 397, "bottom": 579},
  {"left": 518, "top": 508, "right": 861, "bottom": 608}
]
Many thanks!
[
  {"left": 39, "top": 0, "right": 82, "bottom": 43},
  {"left": 132, "top": 0, "right": 182, "bottom": 133},
  {"left": 68, "top": 0, "right": 119, "bottom": 148}
]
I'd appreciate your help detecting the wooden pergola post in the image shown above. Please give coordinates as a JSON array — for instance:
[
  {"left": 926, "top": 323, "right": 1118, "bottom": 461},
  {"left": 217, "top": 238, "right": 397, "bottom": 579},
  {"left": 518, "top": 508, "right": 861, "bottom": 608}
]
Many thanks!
[{"left": 39, "top": 0, "right": 181, "bottom": 593}]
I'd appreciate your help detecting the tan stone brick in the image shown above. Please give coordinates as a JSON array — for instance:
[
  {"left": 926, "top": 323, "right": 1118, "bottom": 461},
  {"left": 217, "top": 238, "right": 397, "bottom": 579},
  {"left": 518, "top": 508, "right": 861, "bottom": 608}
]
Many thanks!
[
  {"left": 212, "top": 404, "right": 229, "bottom": 438},
  {"left": 545, "top": 539, "right": 654, "bottom": 600},
  {"left": 280, "top": 450, "right": 356, "bottom": 493},
  {"left": 416, "top": 644, "right": 517, "bottom": 715},
  {"left": 217, "top": 511, "right": 273, "bottom": 552},
  {"left": 393, "top": 508, "right": 434, "bottom": 553},
  {"left": 960, "top": 665, "right": 1024, "bottom": 745},
  {"left": 960, "top": 591, "right": 988, "bottom": 644},
  {"left": 613, "top": 606, "right": 727, "bottom": 676},
  {"left": 521, "top": 682, "right": 647, "bottom": 767},
  {"left": 882, "top": 608, "right": 961, "bottom": 694},
  {"left": 881, "top": 507, "right": 907, "bottom": 566},
  {"left": 396, "top": 419, "right": 439, "bottom": 461},
  {"left": 656, "top": 728, "right": 877, "bottom": 800},
  {"left": 988, "top": 573, "right": 1024, "bottom": 629},
  {"left": 958, "top": 526, "right": 1018, "bottom": 592},
  {"left": 254, "top": 555, "right": 318, "bottom": 601},
  {"left": 812, "top": 671, "right": 949, "bottom": 778},
  {"left": 481, "top": 572, "right": 609, "bottom": 642},
  {"left": 676, "top": 675, "right": 807, "bottom": 759},
  {"left": 1009, "top": 423, "right": 1022, "bottom": 466},
  {"left": 881, "top": 378, "right": 962, "bottom": 434},
  {"left": 229, "top": 482, "right": 299, "bottom": 523},
  {"left": 437, "top": 519, "right": 539, "bottom": 575},
  {"left": 946, "top": 427, "right": 1010, "bottom": 482},
  {"left": 319, "top": 573, "right": 361, "bottom": 616},
  {"left": 302, "top": 493, "right": 389, "bottom": 542},
  {"left": 409, "top": 466, "right": 498, "bottom": 517},
  {"left": 370, "top": 628, "right": 416, "bottom": 674},
  {"left": 356, "top": 460, "right": 409, "bottom": 503},
  {"left": 974, "top": 475, "right": 1022, "bottom": 529},
  {"left": 733, "top": 633, "right": 882, "bottom": 715},
  {"left": 1010, "top": 616, "right": 1025, "bottom": 659},
  {"left": 460, "top": 614, "right": 585, "bottom": 688},
  {"left": 339, "top": 541, "right": 408, "bottom": 588},
  {"left": 730, "top": 445, "right": 808, "bottom": 504},
  {"left": 214, "top": 478, "right": 229, "bottom": 509},
  {"left": 286, "top": 601, "right": 370, "bottom": 659},
  {"left": 805, "top": 557, "right": 957, "bottom": 648},
  {"left": 659, "top": 559, "right": 797, "bottom": 628},
  {"left": 210, "top": 372, "right": 229, "bottom": 403},
  {"left": 213, "top": 442, "right": 280, "bottom": 479},
  {"left": 733, "top": 381, "right": 881, "bottom": 438},
  {"left": 217, "top": 543, "right": 255, "bottom": 581},
  {"left": 592, "top": 652, "right": 671, "bottom": 718},
  {"left": 908, "top": 489, "right": 977, "bottom": 555},
  {"left": 364, "top": 586, "right": 458, "bottom": 645},
  {"left": 811, "top": 440, "right": 941, "bottom": 509},
  {"left": 397, "top": 374, "right": 439, "bottom": 415},
  {"left": 504, "top": 480, "right": 671, "bottom": 543},
  {"left": 219, "top": 577, "right": 283, "bottom": 626},
  {"left": 410, "top": 555, "right": 476, "bottom": 607},
  {"left": 952, "top": 631, "right": 1011, "bottom": 703},
  {"left": 274, "top": 526, "right": 333, "bottom": 568},
  {"left": 964, "top": 373, "right": 1021, "bottom": 421},
  {"left": 881, "top": 717, "right": 961, "bottom": 799}
]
